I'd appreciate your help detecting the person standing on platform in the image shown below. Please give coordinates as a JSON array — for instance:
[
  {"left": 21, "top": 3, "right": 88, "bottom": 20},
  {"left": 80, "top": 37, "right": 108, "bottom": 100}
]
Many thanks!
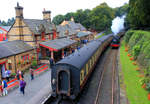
[
  {"left": 30, "top": 67, "right": 34, "bottom": 80},
  {"left": 2, "top": 78, "right": 8, "bottom": 96},
  {"left": 20, "top": 78, "right": 26, "bottom": 95},
  {"left": 5, "top": 69, "right": 11, "bottom": 82},
  {"left": 0, "top": 80, "right": 3, "bottom": 96},
  {"left": 16, "top": 70, "right": 24, "bottom": 80},
  {"left": 49, "top": 57, "right": 54, "bottom": 68}
]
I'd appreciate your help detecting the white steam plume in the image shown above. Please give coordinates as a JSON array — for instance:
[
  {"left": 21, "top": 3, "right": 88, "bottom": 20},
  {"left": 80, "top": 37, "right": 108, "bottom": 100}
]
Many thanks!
[{"left": 111, "top": 15, "right": 126, "bottom": 35}]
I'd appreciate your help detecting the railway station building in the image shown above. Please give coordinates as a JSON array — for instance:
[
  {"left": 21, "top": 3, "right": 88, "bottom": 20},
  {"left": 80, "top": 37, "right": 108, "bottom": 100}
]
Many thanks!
[
  {"left": 0, "top": 40, "right": 34, "bottom": 79},
  {"left": 56, "top": 18, "right": 94, "bottom": 44},
  {"left": 8, "top": 3, "right": 57, "bottom": 64}
]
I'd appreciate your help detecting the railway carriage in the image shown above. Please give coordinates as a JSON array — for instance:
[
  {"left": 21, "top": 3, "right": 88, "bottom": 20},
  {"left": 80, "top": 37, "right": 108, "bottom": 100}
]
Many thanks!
[{"left": 51, "top": 34, "right": 113, "bottom": 99}]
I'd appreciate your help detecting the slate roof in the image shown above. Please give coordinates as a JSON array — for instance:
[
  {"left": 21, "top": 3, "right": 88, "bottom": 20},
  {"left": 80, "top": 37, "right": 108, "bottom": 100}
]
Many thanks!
[
  {"left": 77, "top": 31, "right": 92, "bottom": 38},
  {"left": 0, "top": 40, "right": 34, "bottom": 59},
  {"left": 57, "top": 21, "right": 86, "bottom": 38},
  {"left": 68, "top": 21, "right": 86, "bottom": 31},
  {"left": 23, "top": 19, "right": 55, "bottom": 34},
  {"left": 57, "top": 25, "right": 77, "bottom": 37},
  {"left": 40, "top": 38, "right": 76, "bottom": 51},
  {"left": 0, "top": 26, "right": 11, "bottom": 32}
]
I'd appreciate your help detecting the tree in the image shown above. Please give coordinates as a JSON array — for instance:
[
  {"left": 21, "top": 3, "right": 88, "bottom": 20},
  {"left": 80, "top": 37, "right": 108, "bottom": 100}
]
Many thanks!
[
  {"left": 64, "top": 12, "right": 75, "bottom": 21},
  {"left": 89, "top": 3, "right": 115, "bottom": 31},
  {"left": 0, "top": 18, "right": 15, "bottom": 26},
  {"left": 127, "top": 0, "right": 150, "bottom": 29},
  {"left": 52, "top": 15, "right": 65, "bottom": 25},
  {"left": 7, "top": 17, "right": 15, "bottom": 26},
  {"left": 114, "top": 3, "right": 129, "bottom": 17},
  {"left": 1, "top": 21, "right": 7, "bottom": 26}
]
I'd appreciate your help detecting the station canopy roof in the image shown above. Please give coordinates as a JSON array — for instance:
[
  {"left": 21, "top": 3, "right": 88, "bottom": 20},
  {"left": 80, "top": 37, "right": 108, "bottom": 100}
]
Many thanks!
[
  {"left": 40, "top": 38, "right": 76, "bottom": 51},
  {"left": 77, "top": 31, "right": 92, "bottom": 38}
]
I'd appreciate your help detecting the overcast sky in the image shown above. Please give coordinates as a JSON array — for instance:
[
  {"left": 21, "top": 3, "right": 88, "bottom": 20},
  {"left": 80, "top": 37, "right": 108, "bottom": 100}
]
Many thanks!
[{"left": 0, "top": 0, "right": 129, "bottom": 21}]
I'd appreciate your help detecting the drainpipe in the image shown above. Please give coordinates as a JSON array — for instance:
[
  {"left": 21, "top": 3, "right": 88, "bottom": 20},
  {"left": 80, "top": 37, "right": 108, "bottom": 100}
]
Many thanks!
[{"left": 14, "top": 55, "right": 17, "bottom": 73}]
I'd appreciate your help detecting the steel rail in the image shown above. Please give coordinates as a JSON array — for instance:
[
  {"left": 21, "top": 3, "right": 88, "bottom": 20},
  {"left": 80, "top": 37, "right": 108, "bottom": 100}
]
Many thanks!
[
  {"left": 94, "top": 50, "right": 118, "bottom": 104},
  {"left": 94, "top": 50, "right": 113, "bottom": 104}
]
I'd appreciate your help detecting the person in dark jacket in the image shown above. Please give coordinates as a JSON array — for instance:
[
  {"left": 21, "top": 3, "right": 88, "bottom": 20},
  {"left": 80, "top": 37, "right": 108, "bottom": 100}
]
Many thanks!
[
  {"left": 30, "top": 67, "right": 34, "bottom": 80},
  {"left": 49, "top": 57, "right": 54, "bottom": 68},
  {"left": 20, "top": 78, "right": 26, "bottom": 95}
]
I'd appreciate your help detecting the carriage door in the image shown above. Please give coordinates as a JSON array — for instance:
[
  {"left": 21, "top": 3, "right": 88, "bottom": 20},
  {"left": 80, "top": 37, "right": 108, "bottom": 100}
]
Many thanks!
[{"left": 57, "top": 70, "right": 70, "bottom": 96}]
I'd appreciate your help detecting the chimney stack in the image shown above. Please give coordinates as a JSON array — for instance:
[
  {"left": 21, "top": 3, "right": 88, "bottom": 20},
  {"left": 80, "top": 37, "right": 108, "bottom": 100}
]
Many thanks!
[
  {"left": 43, "top": 9, "right": 51, "bottom": 22},
  {"left": 15, "top": 2, "right": 24, "bottom": 40},
  {"left": 15, "top": 2, "right": 23, "bottom": 19}
]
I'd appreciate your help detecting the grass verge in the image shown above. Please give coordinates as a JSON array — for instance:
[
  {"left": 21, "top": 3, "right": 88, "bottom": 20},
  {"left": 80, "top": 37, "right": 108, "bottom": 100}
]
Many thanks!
[{"left": 120, "top": 41, "right": 149, "bottom": 104}]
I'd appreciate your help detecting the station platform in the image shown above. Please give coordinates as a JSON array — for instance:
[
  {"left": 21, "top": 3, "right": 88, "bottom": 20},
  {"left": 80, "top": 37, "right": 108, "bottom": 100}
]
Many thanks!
[{"left": 0, "top": 67, "right": 52, "bottom": 104}]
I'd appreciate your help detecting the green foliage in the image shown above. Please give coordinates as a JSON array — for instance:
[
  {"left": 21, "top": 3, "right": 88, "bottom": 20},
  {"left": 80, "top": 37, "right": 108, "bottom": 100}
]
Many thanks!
[
  {"left": 0, "top": 17, "right": 15, "bottom": 26},
  {"left": 124, "top": 30, "right": 134, "bottom": 44},
  {"left": 124, "top": 30, "right": 150, "bottom": 69},
  {"left": 64, "top": 12, "right": 75, "bottom": 21},
  {"left": 127, "top": 0, "right": 150, "bottom": 29},
  {"left": 132, "top": 45, "right": 140, "bottom": 59},
  {"left": 52, "top": 15, "right": 65, "bottom": 25},
  {"left": 89, "top": 3, "right": 115, "bottom": 31},
  {"left": 103, "top": 29, "right": 112, "bottom": 35},
  {"left": 32, "top": 60, "right": 37, "bottom": 67},
  {"left": 11, "top": 73, "right": 16, "bottom": 76},
  {"left": 31, "top": 56, "right": 37, "bottom": 68},
  {"left": 114, "top": 3, "right": 129, "bottom": 17}
]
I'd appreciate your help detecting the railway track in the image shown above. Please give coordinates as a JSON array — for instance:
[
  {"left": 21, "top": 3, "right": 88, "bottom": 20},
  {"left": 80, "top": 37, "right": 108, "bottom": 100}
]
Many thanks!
[{"left": 94, "top": 49, "right": 119, "bottom": 104}]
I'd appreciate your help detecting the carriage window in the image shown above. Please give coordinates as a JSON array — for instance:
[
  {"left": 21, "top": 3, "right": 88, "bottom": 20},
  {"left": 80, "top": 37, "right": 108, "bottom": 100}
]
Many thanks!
[
  {"left": 86, "top": 63, "right": 88, "bottom": 74},
  {"left": 84, "top": 69, "right": 86, "bottom": 76},
  {"left": 90, "top": 59, "right": 92, "bottom": 67},
  {"left": 80, "top": 69, "right": 84, "bottom": 85}
]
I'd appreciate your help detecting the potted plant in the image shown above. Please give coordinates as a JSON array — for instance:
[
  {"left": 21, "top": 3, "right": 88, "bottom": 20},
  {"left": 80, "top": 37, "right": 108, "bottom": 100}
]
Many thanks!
[
  {"left": 31, "top": 60, "right": 37, "bottom": 69},
  {"left": 10, "top": 73, "right": 16, "bottom": 78},
  {"left": 18, "top": 61, "right": 21, "bottom": 67}
]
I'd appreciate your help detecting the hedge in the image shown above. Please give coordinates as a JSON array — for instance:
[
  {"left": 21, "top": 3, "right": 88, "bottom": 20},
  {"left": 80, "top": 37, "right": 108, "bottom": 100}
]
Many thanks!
[{"left": 124, "top": 30, "right": 150, "bottom": 69}]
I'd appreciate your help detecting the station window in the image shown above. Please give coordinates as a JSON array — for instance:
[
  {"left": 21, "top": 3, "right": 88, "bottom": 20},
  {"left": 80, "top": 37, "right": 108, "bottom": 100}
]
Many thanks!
[
  {"left": 22, "top": 54, "right": 29, "bottom": 62},
  {"left": 8, "top": 63, "right": 12, "bottom": 70}
]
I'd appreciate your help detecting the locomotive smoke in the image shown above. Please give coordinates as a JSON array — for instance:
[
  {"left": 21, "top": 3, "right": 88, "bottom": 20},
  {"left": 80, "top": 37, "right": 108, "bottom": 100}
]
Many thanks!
[{"left": 111, "top": 15, "right": 126, "bottom": 35}]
